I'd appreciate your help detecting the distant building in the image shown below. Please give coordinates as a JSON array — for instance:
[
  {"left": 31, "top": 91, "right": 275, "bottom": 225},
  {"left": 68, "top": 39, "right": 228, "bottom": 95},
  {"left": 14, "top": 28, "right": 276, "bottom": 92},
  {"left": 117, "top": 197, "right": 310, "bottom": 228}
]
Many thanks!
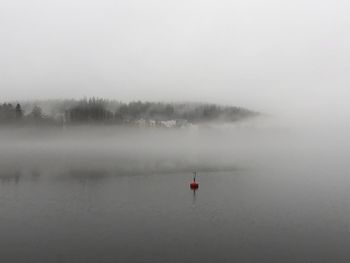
[{"left": 160, "top": 120, "right": 176, "bottom": 128}]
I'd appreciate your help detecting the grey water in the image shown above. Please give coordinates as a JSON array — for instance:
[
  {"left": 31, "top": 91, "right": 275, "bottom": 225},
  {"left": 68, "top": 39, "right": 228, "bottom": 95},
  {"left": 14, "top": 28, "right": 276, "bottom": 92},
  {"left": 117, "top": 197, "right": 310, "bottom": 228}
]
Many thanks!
[{"left": 1, "top": 120, "right": 350, "bottom": 263}]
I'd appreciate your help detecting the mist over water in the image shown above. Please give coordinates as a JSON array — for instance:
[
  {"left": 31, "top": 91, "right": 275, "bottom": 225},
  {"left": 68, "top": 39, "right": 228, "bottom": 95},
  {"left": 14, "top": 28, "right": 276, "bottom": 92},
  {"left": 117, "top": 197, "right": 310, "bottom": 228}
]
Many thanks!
[
  {"left": 0, "top": 115, "right": 305, "bottom": 176},
  {"left": 1, "top": 114, "right": 350, "bottom": 262},
  {"left": 0, "top": 125, "right": 248, "bottom": 175}
]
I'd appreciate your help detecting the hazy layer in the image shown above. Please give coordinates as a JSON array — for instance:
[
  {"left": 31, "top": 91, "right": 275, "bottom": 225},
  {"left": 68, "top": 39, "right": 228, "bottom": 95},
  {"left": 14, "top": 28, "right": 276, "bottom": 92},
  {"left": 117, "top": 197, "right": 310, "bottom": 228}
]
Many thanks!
[{"left": 1, "top": 115, "right": 349, "bottom": 177}]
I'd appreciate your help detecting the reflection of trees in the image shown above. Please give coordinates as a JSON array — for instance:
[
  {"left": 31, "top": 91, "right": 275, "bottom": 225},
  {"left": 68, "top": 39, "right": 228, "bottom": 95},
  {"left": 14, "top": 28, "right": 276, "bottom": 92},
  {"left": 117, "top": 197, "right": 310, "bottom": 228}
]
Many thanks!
[
  {"left": 0, "top": 170, "right": 21, "bottom": 184},
  {"left": 67, "top": 169, "right": 109, "bottom": 184},
  {"left": 0, "top": 169, "right": 42, "bottom": 184}
]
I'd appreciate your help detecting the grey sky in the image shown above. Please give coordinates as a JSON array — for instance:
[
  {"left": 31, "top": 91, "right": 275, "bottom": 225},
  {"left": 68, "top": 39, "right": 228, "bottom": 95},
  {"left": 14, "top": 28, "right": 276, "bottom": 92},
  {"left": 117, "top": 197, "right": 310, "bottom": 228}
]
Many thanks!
[{"left": 1, "top": 0, "right": 349, "bottom": 116}]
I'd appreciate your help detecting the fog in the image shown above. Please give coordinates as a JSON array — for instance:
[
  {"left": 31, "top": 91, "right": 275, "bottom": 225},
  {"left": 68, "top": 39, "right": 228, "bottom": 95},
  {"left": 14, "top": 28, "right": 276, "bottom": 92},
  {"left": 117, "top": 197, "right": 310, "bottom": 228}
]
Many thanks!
[
  {"left": 0, "top": 124, "right": 254, "bottom": 176},
  {"left": 1, "top": 114, "right": 349, "bottom": 179},
  {"left": 1, "top": 0, "right": 350, "bottom": 120}
]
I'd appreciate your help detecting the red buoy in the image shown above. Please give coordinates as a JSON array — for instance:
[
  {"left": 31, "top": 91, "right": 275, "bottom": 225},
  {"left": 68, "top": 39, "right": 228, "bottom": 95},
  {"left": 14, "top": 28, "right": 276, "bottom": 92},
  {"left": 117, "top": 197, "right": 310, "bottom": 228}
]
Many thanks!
[
  {"left": 190, "top": 172, "right": 199, "bottom": 190},
  {"left": 190, "top": 181, "right": 199, "bottom": 189}
]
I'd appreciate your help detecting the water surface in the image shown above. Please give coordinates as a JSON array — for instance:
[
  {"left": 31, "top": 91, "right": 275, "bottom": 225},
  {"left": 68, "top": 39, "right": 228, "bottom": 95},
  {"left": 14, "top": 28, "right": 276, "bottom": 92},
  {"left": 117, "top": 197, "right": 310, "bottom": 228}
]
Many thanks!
[{"left": 1, "top": 123, "right": 350, "bottom": 262}]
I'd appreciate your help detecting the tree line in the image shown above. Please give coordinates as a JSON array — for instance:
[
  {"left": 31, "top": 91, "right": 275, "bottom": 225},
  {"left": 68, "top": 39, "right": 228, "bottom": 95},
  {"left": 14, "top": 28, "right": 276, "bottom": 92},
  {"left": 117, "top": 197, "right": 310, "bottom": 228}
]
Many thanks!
[
  {"left": 0, "top": 98, "right": 258, "bottom": 125},
  {"left": 0, "top": 103, "right": 48, "bottom": 124}
]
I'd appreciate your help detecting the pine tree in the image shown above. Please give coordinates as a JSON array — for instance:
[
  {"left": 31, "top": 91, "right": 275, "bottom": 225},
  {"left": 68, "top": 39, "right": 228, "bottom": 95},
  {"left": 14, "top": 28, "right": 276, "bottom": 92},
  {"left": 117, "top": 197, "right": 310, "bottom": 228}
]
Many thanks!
[{"left": 15, "top": 103, "right": 23, "bottom": 119}]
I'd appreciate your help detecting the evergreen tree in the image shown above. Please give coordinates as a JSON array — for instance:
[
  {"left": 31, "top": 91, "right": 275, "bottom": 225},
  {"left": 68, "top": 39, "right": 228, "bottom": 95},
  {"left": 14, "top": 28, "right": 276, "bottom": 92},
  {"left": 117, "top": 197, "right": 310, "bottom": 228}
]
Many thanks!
[
  {"left": 31, "top": 105, "right": 43, "bottom": 119},
  {"left": 15, "top": 103, "right": 23, "bottom": 119}
]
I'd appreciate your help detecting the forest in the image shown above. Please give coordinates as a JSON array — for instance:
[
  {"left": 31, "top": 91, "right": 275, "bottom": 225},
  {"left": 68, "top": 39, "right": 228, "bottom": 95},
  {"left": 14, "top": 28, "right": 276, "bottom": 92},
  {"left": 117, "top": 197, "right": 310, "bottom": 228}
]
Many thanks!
[{"left": 0, "top": 98, "right": 258, "bottom": 126}]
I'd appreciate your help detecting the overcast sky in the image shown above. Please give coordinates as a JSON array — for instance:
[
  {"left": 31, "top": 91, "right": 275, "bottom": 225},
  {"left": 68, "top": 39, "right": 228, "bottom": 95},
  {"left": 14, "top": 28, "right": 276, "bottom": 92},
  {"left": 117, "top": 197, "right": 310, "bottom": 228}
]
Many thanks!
[{"left": 1, "top": 0, "right": 350, "bottom": 116}]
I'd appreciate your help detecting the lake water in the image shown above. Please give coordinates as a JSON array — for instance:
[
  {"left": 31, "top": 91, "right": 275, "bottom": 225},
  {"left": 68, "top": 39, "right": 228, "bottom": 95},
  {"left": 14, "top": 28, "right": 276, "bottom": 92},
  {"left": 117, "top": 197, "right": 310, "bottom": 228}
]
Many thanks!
[{"left": 1, "top": 122, "right": 350, "bottom": 262}]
